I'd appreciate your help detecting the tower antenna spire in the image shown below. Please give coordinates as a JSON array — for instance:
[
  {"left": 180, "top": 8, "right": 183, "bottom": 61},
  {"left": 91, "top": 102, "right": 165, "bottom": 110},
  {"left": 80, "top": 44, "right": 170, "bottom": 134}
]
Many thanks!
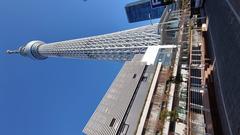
[{"left": 6, "top": 49, "right": 20, "bottom": 54}]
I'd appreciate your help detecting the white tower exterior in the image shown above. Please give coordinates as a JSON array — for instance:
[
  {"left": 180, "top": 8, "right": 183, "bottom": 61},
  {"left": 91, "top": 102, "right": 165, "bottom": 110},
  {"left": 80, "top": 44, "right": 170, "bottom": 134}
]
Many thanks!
[{"left": 7, "top": 23, "right": 167, "bottom": 61}]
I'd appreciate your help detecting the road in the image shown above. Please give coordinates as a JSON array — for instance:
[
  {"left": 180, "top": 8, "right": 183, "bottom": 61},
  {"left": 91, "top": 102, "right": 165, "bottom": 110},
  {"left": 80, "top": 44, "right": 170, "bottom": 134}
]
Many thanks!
[{"left": 205, "top": 0, "right": 240, "bottom": 134}]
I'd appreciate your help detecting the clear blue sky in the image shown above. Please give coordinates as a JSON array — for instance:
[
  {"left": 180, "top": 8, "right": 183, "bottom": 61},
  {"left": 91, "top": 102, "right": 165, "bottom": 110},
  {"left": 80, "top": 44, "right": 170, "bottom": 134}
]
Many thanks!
[{"left": 0, "top": 0, "right": 159, "bottom": 135}]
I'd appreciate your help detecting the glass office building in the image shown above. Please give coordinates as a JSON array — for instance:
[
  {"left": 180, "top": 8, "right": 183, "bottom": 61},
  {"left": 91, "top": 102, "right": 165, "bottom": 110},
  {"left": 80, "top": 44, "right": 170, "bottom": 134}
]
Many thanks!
[{"left": 125, "top": 0, "right": 164, "bottom": 23}]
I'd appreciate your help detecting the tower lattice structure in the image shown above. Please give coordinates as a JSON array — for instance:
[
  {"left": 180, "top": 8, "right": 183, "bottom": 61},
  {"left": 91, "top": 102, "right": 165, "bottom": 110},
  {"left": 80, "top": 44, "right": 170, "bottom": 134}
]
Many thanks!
[{"left": 7, "top": 23, "right": 175, "bottom": 61}]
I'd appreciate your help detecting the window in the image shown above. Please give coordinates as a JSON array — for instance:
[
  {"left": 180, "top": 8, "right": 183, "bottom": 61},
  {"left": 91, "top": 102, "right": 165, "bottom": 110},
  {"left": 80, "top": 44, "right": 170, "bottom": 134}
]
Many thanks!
[
  {"left": 141, "top": 76, "right": 148, "bottom": 82},
  {"left": 132, "top": 74, "right": 137, "bottom": 79},
  {"left": 121, "top": 124, "right": 129, "bottom": 134},
  {"left": 109, "top": 118, "right": 116, "bottom": 127}
]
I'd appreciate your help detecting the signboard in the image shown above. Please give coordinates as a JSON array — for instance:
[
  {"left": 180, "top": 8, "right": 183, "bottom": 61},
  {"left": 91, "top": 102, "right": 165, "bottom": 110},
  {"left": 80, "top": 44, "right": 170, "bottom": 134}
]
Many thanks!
[{"left": 150, "top": 0, "right": 174, "bottom": 8}]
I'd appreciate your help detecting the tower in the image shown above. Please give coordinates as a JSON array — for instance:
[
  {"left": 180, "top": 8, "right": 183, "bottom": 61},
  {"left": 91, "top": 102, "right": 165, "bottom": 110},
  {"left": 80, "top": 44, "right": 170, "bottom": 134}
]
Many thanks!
[
  {"left": 7, "top": 5, "right": 214, "bottom": 135},
  {"left": 7, "top": 24, "right": 175, "bottom": 61},
  {"left": 6, "top": 20, "right": 178, "bottom": 135}
]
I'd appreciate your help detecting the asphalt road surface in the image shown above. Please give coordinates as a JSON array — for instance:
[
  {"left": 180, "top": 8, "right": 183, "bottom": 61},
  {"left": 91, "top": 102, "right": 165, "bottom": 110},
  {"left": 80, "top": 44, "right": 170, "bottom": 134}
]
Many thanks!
[{"left": 205, "top": 0, "right": 240, "bottom": 135}]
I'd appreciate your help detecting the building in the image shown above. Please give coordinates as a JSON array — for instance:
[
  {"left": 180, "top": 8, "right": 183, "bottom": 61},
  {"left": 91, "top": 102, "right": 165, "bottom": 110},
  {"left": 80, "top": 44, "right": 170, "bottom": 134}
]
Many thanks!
[
  {"left": 83, "top": 53, "right": 159, "bottom": 135},
  {"left": 125, "top": 0, "right": 164, "bottom": 23}
]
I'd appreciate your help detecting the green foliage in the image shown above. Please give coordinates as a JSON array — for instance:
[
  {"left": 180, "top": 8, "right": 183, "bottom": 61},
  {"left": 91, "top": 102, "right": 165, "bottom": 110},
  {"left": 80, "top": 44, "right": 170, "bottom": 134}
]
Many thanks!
[
  {"left": 160, "top": 109, "right": 169, "bottom": 122},
  {"left": 169, "top": 110, "right": 179, "bottom": 121},
  {"left": 159, "top": 109, "right": 179, "bottom": 122}
]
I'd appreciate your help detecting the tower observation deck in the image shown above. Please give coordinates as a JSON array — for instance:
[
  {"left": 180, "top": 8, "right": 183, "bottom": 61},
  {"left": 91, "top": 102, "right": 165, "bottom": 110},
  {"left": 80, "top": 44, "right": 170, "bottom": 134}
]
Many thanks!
[{"left": 7, "top": 23, "right": 176, "bottom": 61}]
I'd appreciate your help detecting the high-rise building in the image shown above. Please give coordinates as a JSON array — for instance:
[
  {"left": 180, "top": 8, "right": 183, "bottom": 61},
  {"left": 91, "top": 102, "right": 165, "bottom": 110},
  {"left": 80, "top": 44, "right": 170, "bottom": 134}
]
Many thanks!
[{"left": 125, "top": 0, "right": 164, "bottom": 23}]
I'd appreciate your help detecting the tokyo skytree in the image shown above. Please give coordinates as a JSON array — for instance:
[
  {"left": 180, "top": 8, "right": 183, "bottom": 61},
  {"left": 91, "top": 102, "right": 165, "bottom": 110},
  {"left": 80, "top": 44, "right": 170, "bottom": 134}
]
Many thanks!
[
  {"left": 6, "top": 7, "right": 196, "bottom": 135},
  {"left": 7, "top": 23, "right": 176, "bottom": 61}
]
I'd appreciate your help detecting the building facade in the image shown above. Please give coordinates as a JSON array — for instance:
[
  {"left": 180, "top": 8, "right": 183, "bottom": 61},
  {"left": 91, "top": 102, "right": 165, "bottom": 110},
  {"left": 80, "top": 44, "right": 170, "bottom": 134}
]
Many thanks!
[
  {"left": 125, "top": 0, "right": 164, "bottom": 23},
  {"left": 83, "top": 45, "right": 175, "bottom": 135},
  {"left": 83, "top": 54, "right": 157, "bottom": 135}
]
